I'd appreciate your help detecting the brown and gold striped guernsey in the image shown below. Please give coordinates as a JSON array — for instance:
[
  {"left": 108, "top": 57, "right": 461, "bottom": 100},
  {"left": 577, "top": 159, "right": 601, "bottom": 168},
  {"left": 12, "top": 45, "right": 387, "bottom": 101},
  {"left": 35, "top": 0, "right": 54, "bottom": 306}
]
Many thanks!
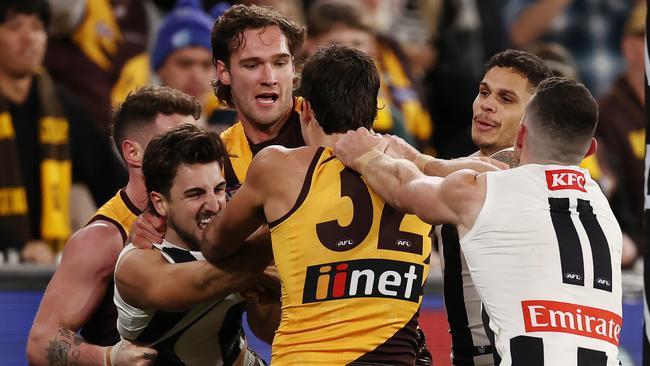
[
  {"left": 269, "top": 147, "right": 432, "bottom": 365},
  {"left": 80, "top": 188, "right": 141, "bottom": 345}
]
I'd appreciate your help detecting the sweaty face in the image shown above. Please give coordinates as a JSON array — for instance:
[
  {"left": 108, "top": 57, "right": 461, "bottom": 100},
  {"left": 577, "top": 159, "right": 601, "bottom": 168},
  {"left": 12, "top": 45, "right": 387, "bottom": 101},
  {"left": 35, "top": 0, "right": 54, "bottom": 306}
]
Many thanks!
[
  {"left": 164, "top": 163, "right": 226, "bottom": 251},
  {"left": 471, "top": 67, "right": 534, "bottom": 156},
  {"left": 0, "top": 13, "right": 46, "bottom": 78},
  {"left": 158, "top": 47, "right": 214, "bottom": 105},
  {"left": 217, "top": 26, "right": 295, "bottom": 130}
]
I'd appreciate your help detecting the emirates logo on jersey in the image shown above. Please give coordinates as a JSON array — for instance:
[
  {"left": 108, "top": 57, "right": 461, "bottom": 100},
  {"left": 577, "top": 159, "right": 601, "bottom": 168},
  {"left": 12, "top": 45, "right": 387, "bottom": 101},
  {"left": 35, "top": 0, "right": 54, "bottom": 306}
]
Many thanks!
[
  {"left": 522, "top": 300, "right": 622, "bottom": 345},
  {"left": 545, "top": 170, "right": 587, "bottom": 192}
]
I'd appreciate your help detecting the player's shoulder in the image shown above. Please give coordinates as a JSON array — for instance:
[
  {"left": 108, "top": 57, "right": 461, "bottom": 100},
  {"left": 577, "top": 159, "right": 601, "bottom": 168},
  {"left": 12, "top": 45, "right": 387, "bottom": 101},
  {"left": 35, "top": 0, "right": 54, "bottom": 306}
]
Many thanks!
[
  {"left": 58, "top": 221, "right": 125, "bottom": 273},
  {"left": 254, "top": 145, "right": 320, "bottom": 165},
  {"left": 64, "top": 220, "right": 124, "bottom": 255},
  {"left": 444, "top": 169, "right": 487, "bottom": 187}
]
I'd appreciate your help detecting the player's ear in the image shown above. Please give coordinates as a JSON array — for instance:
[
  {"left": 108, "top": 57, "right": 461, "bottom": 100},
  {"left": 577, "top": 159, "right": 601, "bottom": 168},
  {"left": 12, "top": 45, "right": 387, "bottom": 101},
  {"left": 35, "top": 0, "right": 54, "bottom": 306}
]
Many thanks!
[
  {"left": 216, "top": 60, "right": 230, "bottom": 85},
  {"left": 584, "top": 138, "right": 597, "bottom": 158},
  {"left": 300, "top": 100, "right": 313, "bottom": 125},
  {"left": 150, "top": 191, "right": 168, "bottom": 217},
  {"left": 123, "top": 139, "right": 144, "bottom": 168},
  {"left": 514, "top": 124, "right": 526, "bottom": 150}
]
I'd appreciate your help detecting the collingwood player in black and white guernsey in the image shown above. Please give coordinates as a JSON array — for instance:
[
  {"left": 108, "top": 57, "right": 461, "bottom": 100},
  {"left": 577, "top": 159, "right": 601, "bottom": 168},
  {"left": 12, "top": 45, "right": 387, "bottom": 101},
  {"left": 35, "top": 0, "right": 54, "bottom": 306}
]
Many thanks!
[
  {"left": 114, "top": 124, "right": 278, "bottom": 365},
  {"left": 436, "top": 50, "right": 552, "bottom": 365},
  {"left": 335, "top": 77, "right": 623, "bottom": 366}
]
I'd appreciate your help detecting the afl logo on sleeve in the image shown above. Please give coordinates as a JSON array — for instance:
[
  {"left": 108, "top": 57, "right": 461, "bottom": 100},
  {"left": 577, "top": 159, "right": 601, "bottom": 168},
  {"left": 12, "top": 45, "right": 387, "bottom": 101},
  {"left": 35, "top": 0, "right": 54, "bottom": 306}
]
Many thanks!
[
  {"left": 545, "top": 169, "right": 587, "bottom": 192},
  {"left": 302, "top": 259, "right": 424, "bottom": 304}
]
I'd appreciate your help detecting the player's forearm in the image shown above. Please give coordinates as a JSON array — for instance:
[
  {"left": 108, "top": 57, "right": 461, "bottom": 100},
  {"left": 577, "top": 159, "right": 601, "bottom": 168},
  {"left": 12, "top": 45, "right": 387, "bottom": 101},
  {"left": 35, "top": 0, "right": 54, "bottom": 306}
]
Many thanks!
[
  {"left": 27, "top": 326, "right": 106, "bottom": 366},
  {"left": 363, "top": 155, "right": 422, "bottom": 214},
  {"left": 155, "top": 244, "right": 272, "bottom": 311}
]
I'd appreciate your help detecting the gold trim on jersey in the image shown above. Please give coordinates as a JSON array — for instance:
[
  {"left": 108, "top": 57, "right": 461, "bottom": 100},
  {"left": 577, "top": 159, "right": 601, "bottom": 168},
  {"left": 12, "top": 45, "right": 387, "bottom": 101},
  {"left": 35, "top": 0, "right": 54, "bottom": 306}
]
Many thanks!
[{"left": 87, "top": 189, "right": 140, "bottom": 243}]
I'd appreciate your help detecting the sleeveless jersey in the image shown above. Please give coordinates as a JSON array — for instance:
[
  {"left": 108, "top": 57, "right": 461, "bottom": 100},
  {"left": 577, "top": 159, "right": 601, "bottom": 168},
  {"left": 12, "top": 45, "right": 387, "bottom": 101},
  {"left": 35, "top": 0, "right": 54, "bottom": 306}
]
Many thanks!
[
  {"left": 460, "top": 164, "right": 622, "bottom": 366},
  {"left": 269, "top": 147, "right": 432, "bottom": 365},
  {"left": 220, "top": 97, "right": 304, "bottom": 195},
  {"left": 80, "top": 189, "right": 140, "bottom": 346},
  {"left": 436, "top": 224, "right": 494, "bottom": 365},
  {"left": 114, "top": 240, "right": 251, "bottom": 366}
]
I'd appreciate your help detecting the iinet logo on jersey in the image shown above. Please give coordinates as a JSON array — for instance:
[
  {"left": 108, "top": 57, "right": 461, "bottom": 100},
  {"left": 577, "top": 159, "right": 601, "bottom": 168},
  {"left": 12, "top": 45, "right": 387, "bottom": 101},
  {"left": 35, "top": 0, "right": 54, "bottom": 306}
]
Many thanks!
[
  {"left": 302, "top": 259, "right": 423, "bottom": 304},
  {"left": 522, "top": 300, "right": 622, "bottom": 345},
  {"left": 545, "top": 169, "right": 587, "bottom": 192}
]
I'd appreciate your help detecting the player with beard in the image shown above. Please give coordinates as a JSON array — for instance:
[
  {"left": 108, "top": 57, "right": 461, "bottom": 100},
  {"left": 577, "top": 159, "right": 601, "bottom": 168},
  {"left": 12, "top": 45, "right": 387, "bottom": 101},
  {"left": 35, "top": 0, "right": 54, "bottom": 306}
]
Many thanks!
[{"left": 113, "top": 124, "right": 277, "bottom": 365}]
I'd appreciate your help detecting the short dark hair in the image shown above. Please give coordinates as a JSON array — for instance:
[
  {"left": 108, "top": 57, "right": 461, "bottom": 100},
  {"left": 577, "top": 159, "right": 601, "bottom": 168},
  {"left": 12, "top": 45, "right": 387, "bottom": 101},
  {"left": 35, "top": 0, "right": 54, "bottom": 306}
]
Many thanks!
[
  {"left": 306, "top": 0, "right": 373, "bottom": 38},
  {"left": 299, "top": 44, "right": 380, "bottom": 134},
  {"left": 526, "top": 77, "right": 598, "bottom": 153},
  {"left": 485, "top": 49, "right": 553, "bottom": 91},
  {"left": 111, "top": 86, "right": 201, "bottom": 155},
  {"left": 0, "top": 0, "right": 49, "bottom": 27},
  {"left": 211, "top": 4, "right": 305, "bottom": 108},
  {"left": 143, "top": 124, "right": 228, "bottom": 198}
]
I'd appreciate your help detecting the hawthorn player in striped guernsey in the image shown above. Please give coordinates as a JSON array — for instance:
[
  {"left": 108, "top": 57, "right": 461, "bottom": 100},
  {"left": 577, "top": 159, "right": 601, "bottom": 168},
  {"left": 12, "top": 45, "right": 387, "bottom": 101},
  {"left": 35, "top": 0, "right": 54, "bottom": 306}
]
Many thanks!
[{"left": 335, "top": 77, "right": 623, "bottom": 366}]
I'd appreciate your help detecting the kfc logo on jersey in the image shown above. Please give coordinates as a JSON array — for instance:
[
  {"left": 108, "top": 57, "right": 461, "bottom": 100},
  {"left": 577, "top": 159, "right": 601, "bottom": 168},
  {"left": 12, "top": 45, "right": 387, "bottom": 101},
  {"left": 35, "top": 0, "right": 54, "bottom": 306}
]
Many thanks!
[
  {"left": 545, "top": 170, "right": 587, "bottom": 192},
  {"left": 522, "top": 300, "right": 622, "bottom": 345},
  {"left": 302, "top": 259, "right": 423, "bottom": 304}
]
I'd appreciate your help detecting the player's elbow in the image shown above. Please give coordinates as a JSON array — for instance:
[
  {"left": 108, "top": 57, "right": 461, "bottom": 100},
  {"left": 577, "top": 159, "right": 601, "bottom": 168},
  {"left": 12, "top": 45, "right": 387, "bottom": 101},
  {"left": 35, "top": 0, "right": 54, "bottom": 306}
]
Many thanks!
[{"left": 26, "top": 324, "right": 48, "bottom": 365}]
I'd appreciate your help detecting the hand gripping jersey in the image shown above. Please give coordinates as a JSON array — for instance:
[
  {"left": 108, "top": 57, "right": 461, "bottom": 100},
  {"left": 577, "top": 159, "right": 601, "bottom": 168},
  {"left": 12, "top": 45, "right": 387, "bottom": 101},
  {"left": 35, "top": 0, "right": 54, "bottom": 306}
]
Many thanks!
[
  {"left": 269, "top": 147, "right": 432, "bottom": 365},
  {"left": 114, "top": 241, "right": 260, "bottom": 366},
  {"left": 460, "top": 164, "right": 622, "bottom": 366},
  {"left": 436, "top": 224, "right": 494, "bottom": 365},
  {"left": 80, "top": 189, "right": 141, "bottom": 346}
]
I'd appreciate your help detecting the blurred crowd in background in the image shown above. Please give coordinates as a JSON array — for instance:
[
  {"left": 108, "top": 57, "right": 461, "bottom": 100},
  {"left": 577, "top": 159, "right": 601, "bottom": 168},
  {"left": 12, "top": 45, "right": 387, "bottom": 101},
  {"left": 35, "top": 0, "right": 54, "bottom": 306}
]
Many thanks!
[{"left": 0, "top": 0, "right": 645, "bottom": 272}]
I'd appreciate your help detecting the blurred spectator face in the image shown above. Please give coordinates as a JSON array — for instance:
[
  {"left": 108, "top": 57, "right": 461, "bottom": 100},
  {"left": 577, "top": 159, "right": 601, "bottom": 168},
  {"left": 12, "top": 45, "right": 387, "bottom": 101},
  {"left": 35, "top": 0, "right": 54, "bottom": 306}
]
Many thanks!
[
  {"left": 309, "top": 24, "right": 376, "bottom": 58},
  {"left": 158, "top": 46, "right": 214, "bottom": 105},
  {"left": 216, "top": 26, "right": 295, "bottom": 128},
  {"left": 0, "top": 13, "right": 46, "bottom": 78},
  {"left": 622, "top": 33, "right": 644, "bottom": 80},
  {"left": 471, "top": 66, "right": 534, "bottom": 155}
]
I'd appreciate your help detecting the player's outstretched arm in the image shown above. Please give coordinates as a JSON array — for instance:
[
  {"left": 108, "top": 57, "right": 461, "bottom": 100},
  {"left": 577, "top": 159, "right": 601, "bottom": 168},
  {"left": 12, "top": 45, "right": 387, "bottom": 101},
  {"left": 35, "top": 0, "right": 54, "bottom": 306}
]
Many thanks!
[
  {"left": 201, "top": 147, "right": 280, "bottom": 263},
  {"left": 335, "top": 128, "right": 484, "bottom": 227},
  {"left": 27, "top": 223, "right": 156, "bottom": 366},
  {"left": 115, "top": 242, "right": 273, "bottom": 312},
  {"left": 382, "top": 134, "right": 506, "bottom": 176}
]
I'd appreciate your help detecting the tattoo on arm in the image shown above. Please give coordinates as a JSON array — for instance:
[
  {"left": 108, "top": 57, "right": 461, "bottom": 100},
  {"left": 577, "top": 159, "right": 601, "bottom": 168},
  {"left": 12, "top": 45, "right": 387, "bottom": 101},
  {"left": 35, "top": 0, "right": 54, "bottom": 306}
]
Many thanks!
[
  {"left": 45, "top": 328, "right": 85, "bottom": 366},
  {"left": 490, "top": 150, "right": 520, "bottom": 168}
]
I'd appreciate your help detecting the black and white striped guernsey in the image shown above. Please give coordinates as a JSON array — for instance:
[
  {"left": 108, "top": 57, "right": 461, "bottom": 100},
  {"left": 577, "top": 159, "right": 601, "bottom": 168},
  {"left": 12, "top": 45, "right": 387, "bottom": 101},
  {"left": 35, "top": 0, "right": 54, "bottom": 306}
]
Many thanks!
[
  {"left": 114, "top": 240, "right": 251, "bottom": 365},
  {"left": 436, "top": 224, "right": 495, "bottom": 366}
]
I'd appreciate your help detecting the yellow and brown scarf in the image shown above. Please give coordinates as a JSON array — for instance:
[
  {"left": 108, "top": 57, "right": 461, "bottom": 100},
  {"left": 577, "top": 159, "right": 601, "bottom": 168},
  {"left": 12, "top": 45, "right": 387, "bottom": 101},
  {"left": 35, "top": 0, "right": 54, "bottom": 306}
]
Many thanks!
[{"left": 0, "top": 73, "right": 71, "bottom": 252}]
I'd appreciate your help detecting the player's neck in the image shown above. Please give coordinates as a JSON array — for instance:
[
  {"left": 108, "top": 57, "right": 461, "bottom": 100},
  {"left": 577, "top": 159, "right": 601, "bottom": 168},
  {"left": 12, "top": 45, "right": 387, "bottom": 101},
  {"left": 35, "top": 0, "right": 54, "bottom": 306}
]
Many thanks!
[
  {"left": 124, "top": 169, "right": 148, "bottom": 212},
  {"left": 238, "top": 108, "right": 292, "bottom": 145},
  {"left": 313, "top": 131, "right": 343, "bottom": 149}
]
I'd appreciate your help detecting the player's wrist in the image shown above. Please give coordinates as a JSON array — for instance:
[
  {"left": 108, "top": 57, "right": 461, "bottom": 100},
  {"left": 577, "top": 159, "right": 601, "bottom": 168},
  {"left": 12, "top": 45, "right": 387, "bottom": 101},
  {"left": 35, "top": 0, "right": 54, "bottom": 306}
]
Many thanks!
[
  {"left": 355, "top": 149, "right": 384, "bottom": 175},
  {"left": 104, "top": 345, "right": 113, "bottom": 366},
  {"left": 413, "top": 153, "right": 433, "bottom": 172}
]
